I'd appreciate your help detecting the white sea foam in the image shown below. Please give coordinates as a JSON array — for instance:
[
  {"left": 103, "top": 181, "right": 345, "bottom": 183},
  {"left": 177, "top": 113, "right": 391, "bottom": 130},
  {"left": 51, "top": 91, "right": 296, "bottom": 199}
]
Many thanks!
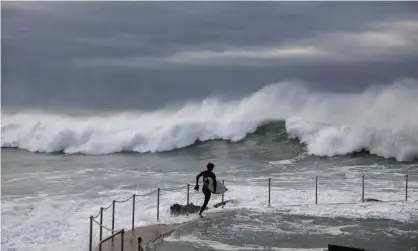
[
  {"left": 2, "top": 175, "right": 417, "bottom": 251},
  {"left": 229, "top": 220, "right": 358, "bottom": 236},
  {"left": 269, "top": 154, "right": 307, "bottom": 166},
  {"left": 2, "top": 79, "right": 418, "bottom": 161},
  {"left": 164, "top": 234, "right": 325, "bottom": 251},
  {"left": 269, "top": 159, "right": 296, "bottom": 165}
]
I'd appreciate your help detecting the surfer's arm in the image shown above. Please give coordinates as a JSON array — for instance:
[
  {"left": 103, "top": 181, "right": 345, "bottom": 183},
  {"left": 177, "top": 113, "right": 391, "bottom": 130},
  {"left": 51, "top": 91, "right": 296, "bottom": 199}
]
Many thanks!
[{"left": 196, "top": 171, "right": 203, "bottom": 186}]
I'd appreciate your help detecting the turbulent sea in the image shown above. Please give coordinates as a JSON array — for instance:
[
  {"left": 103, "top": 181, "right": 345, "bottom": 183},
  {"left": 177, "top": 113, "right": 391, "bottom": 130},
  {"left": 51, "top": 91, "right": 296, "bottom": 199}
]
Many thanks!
[{"left": 2, "top": 81, "right": 418, "bottom": 251}]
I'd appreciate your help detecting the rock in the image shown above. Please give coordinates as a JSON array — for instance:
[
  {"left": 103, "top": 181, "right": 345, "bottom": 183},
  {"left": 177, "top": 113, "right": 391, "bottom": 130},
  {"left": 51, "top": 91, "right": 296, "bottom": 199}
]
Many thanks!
[
  {"left": 170, "top": 200, "right": 238, "bottom": 216},
  {"left": 363, "top": 198, "right": 382, "bottom": 202}
]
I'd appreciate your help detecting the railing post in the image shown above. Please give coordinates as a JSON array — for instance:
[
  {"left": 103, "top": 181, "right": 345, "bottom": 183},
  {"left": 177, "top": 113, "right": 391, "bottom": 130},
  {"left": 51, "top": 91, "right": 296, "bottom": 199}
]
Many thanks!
[
  {"left": 89, "top": 216, "right": 93, "bottom": 251},
  {"left": 99, "top": 207, "right": 103, "bottom": 241},
  {"left": 138, "top": 237, "right": 143, "bottom": 251},
  {"left": 187, "top": 184, "right": 190, "bottom": 205},
  {"left": 268, "top": 178, "right": 271, "bottom": 207},
  {"left": 406, "top": 174, "right": 408, "bottom": 201},
  {"left": 362, "top": 175, "right": 365, "bottom": 202},
  {"left": 132, "top": 194, "right": 136, "bottom": 232},
  {"left": 120, "top": 229, "right": 125, "bottom": 251},
  {"left": 112, "top": 200, "right": 116, "bottom": 242},
  {"left": 221, "top": 180, "right": 225, "bottom": 204},
  {"left": 315, "top": 176, "right": 318, "bottom": 205},
  {"left": 157, "top": 188, "right": 160, "bottom": 221}
]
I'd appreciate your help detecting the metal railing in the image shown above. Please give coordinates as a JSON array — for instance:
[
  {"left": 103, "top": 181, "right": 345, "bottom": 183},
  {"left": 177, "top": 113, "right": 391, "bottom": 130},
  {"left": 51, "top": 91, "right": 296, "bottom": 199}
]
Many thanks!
[
  {"left": 88, "top": 185, "right": 187, "bottom": 251},
  {"left": 88, "top": 174, "right": 415, "bottom": 251},
  {"left": 264, "top": 174, "right": 412, "bottom": 207},
  {"left": 98, "top": 229, "right": 125, "bottom": 251}
]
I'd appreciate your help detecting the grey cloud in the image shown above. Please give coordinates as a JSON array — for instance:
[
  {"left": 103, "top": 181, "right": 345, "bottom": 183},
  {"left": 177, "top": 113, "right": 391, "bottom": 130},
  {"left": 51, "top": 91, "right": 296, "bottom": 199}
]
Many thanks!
[
  {"left": 2, "top": 1, "right": 418, "bottom": 110},
  {"left": 75, "top": 17, "right": 418, "bottom": 70},
  {"left": 4, "top": 2, "right": 416, "bottom": 58}
]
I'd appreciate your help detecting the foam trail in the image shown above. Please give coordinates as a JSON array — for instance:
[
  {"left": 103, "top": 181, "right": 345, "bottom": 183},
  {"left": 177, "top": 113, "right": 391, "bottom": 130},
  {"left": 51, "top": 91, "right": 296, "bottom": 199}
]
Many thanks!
[
  {"left": 2, "top": 79, "right": 418, "bottom": 160},
  {"left": 165, "top": 235, "right": 325, "bottom": 251}
]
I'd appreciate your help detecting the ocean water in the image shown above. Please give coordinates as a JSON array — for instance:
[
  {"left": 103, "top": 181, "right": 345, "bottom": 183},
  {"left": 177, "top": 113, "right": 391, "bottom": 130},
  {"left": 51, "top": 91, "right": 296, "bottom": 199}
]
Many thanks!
[{"left": 2, "top": 82, "right": 418, "bottom": 251}]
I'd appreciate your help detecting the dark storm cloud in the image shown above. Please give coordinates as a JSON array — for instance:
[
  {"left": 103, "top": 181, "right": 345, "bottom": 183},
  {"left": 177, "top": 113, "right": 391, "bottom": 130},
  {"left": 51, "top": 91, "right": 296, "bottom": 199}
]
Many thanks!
[{"left": 2, "top": 1, "right": 418, "bottom": 110}]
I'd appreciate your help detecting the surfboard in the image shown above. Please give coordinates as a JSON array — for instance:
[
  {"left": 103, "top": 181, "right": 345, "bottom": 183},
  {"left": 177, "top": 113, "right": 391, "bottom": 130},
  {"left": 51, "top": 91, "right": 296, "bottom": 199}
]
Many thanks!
[{"left": 205, "top": 177, "right": 228, "bottom": 194}]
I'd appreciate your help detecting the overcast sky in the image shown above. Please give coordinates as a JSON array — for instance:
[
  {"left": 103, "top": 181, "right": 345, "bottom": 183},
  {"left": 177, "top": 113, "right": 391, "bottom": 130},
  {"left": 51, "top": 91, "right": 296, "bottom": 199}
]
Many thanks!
[{"left": 2, "top": 1, "right": 418, "bottom": 110}]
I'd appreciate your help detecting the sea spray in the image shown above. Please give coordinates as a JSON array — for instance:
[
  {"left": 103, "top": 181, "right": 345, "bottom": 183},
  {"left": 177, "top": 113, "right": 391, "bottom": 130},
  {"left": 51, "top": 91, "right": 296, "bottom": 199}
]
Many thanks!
[
  {"left": 285, "top": 117, "right": 418, "bottom": 161},
  {"left": 2, "top": 79, "right": 418, "bottom": 160}
]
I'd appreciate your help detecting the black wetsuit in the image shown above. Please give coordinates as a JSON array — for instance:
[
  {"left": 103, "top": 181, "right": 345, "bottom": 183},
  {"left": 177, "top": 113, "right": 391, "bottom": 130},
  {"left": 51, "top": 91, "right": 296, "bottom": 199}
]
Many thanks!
[{"left": 196, "top": 170, "right": 216, "bottom": 215}]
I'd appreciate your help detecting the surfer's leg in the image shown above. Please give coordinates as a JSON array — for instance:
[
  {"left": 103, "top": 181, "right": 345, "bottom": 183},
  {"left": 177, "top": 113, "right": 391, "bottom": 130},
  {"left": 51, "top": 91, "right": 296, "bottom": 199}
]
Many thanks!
[{"left": 199, "top": 189, "right": 211, "bottom": 215}]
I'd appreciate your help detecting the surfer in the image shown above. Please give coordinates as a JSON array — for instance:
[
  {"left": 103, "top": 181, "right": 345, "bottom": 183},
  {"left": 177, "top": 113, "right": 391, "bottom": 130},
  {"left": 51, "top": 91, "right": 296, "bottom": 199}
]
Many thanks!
[{"left": 194, "top": 162, "right": 217, "bottom": 216}]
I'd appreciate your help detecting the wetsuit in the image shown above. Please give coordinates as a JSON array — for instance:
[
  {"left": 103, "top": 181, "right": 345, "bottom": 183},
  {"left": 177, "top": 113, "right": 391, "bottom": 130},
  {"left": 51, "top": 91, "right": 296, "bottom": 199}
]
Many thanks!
[{"left": 196, "top": 170, "right": 217, "bottom": 215}]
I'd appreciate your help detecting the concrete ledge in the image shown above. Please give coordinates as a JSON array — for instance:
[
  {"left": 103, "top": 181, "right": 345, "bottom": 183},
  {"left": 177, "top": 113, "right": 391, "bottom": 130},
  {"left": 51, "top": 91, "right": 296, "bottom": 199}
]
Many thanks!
[
  {"left": 93, "top": 224, "right": 180, "bottom": 251},
  {"left": 93, "top": 209, "right": 237, "bottom": 251}
]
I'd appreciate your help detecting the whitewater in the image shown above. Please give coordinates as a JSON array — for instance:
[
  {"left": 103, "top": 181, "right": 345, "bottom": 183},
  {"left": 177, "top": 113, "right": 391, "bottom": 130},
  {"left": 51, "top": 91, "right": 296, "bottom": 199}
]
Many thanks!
[
  {"left": 2, "top": 79, "right": 418, "bottom": 161},
  {"left": 2, "top": 79, "right": 418, "bottom": 251}
]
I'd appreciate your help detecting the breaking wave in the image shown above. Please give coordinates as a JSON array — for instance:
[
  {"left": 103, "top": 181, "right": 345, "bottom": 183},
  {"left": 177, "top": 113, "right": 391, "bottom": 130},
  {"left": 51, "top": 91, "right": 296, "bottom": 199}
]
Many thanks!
[{"left": 2, "top": 79, "right": 418, "bottom": 161}]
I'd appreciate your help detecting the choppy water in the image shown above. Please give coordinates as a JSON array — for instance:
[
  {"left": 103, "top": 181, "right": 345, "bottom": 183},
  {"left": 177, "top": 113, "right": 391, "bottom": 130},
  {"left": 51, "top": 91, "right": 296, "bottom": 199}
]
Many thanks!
[
  {"left": 2, "top": 82, "right": 418, "bottom": 250},
  {"left": 2, "top": 141, "right": 418, "bottom": 251},
  {"left": 160, "top": 212, "right": 418, "bottom": 251}
]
